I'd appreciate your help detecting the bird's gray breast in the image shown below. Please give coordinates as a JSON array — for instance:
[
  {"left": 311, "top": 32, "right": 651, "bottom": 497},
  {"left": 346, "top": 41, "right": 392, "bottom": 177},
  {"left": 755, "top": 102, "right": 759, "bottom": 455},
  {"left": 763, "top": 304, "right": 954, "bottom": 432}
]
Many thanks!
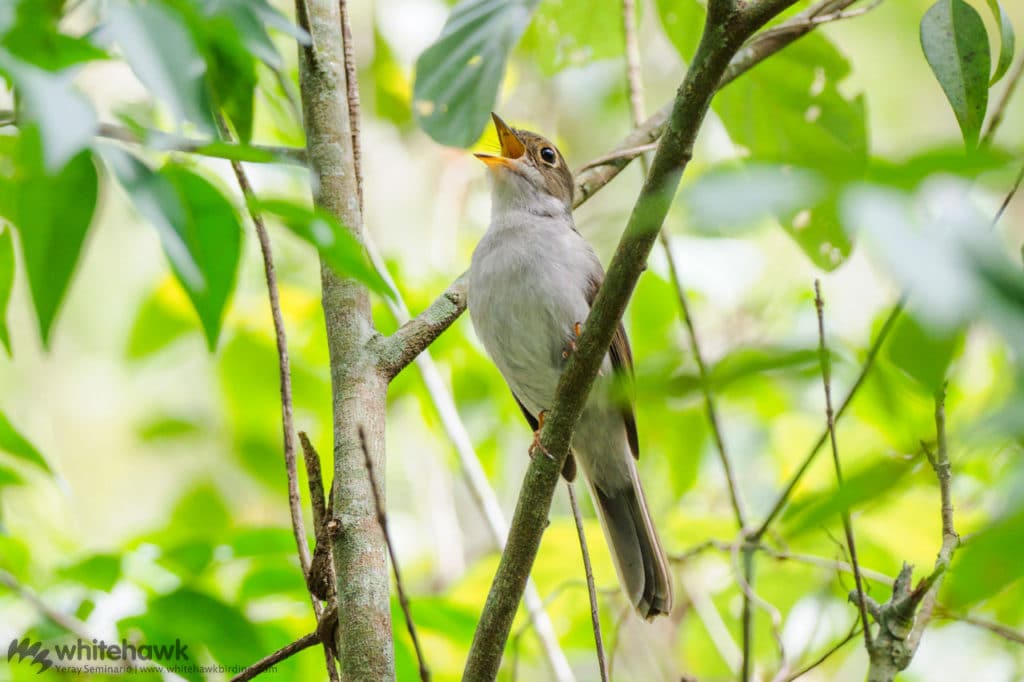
[{"left": 468, "top": 212, "right": 598, "bottom": 417}]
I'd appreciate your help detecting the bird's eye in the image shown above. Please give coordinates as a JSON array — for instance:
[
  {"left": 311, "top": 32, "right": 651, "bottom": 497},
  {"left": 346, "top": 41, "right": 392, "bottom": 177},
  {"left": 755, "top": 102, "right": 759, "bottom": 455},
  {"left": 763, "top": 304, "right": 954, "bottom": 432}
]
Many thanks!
[{"left": 539, "top": 147, "right": 557, "bottom": 164}]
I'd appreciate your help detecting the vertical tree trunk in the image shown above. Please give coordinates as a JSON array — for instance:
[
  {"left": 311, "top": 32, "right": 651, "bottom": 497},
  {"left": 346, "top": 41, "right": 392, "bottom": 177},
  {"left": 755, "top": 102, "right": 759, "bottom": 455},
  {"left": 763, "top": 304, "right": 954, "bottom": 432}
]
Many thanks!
[{"left": 295, "top": 1, "right": 395, "bottom": 679}]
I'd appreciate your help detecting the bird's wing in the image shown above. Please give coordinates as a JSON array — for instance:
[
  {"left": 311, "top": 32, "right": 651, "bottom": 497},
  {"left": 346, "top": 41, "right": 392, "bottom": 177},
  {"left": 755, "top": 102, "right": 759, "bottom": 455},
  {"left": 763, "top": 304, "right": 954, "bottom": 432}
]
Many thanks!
[{"left": 584, "top": 269, "right": 640, "bottom": 460}]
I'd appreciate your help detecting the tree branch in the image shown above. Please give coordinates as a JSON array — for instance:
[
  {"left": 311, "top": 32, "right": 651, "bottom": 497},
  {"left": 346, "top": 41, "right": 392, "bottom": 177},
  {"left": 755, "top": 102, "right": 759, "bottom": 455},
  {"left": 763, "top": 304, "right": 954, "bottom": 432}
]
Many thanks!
[
  {"left": 230, "top": 631, "right": 321, "bottom": 682},
  {"left": 461, "top": 2, "right": 799, "bottom": 677},
  {"left": 814, "top": 281, "right": 873, "bottom": 650}
]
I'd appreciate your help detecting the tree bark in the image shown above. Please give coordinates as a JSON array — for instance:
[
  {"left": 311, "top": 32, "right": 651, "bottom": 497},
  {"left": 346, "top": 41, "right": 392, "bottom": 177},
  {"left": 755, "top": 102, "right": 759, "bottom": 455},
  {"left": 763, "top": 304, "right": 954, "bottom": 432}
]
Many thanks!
[{"left": 295, "top": 1, "right": 394, "bottom": 679}]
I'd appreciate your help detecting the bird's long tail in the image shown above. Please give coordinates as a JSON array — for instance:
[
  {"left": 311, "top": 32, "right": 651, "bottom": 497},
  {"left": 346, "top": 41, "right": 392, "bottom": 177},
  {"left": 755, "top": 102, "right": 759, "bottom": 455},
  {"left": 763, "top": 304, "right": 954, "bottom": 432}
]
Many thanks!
[{"left": 590, "top": 460, "right": 673, "bottom": 619}]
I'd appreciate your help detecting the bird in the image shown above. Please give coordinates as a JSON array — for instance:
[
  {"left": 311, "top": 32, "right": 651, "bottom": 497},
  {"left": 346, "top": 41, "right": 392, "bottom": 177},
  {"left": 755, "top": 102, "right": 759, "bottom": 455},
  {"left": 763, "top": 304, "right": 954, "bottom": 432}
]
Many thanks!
[{"left": 467, "top": 112, "right": 673, "bottom": 619}]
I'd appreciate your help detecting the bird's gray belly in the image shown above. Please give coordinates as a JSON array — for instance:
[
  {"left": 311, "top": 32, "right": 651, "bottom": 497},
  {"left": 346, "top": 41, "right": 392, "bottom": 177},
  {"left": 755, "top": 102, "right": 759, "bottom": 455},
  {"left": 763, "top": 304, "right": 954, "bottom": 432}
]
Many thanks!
[{"left": 469, "top": 246, "right": 590, "bottom": 417}]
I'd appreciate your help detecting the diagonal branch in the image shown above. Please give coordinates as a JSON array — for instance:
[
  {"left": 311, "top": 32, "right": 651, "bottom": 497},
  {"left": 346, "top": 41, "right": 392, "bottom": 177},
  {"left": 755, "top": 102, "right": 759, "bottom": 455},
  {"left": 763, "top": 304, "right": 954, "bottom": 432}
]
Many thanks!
[
  {"left": 461, "top": 1, "right": 801, "bottom": 676},
  {"left": 567, "top": 482, "right": 609, "bottom": 681}
]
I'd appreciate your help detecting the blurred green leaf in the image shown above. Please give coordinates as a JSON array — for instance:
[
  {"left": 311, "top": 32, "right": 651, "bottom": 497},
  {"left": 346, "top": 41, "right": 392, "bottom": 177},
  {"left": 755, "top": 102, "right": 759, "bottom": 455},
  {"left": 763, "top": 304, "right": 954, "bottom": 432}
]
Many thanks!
[
  {"left": 106, "top": 0, "right": 215, "bottom": 134},
  {"left": 886, "top": 313, "right": 964, "bottom": 391},
  {"left": 121, "top": 588, "right": 261, "bottom": 669},
  {"left": 520, "top": 0, "right": 625, "bottom": 74},
  {"left": 0, "top": 228, "right": 13, "bottom": 355},
  {"left": 170, "top": 483, "right": 231, "bottom": 540},
  {"left": 659, "top": 346, "right": 821, "bottom": 398},
  {"left": 1, "top": 0, "right": 108, "bottom": 71},
  {"left": 230, "top": 527, "right": 299, "bottom": 557},
  {"left": 0, "top": 410, "right": 49, "bottom": 473},
  {"left": 137, "top": 415, "right": 205, "bottom": 442},
  {"left": 681, "top": 165, "right": 825, "bottom": 233},
  {"left": 58, "top": 554, "right": 121, "bottom": 591},
  {"left": 946, "top": 503, "right": 1024, "bottom": 606},
  {"left": 920, "top": 0, "right": 990, "bottom": 148},
  {"left": 654, "top": 0, "right": 705, "bottom": 62},
  {"left": 126, "top": 282, "right": 197, "bottom": 359},
  {"left": 238, "top": 562, "right": 304, "bottom": 601},
  {"left": 0, "top": 463, "right": 24, "bottom": 487},
  {"left": 158, "top": 540, "right": 215, "bottom": 578},
  {"left": 0, "top": 51, "right": 97, "bottom": 169},
  {"left": 984, "top": 0, "right": 1015, "bottom": 85},
  {"left": 370, "top": 27, "right": 411, "bottom": 125},
  {"left": 254, "top": 199, "right": 391, "bottom": 297},
  {"left": 866, "top": 144, "right": 1012, "bottom": 189},
  {"left": 712, "top": 33, "right": 867, "bottom": 269},
  {"left": 413, "top": 0, "right": 539, "bottom": 147},
  {"left": 108, "top": 150, "right": 241, "bottom": 349},
  {"left": 783, "top": 455, "right": 920, "bottom": 536},
  {"left": 8, "top": 135, "right": 97, "bottom": 345}
]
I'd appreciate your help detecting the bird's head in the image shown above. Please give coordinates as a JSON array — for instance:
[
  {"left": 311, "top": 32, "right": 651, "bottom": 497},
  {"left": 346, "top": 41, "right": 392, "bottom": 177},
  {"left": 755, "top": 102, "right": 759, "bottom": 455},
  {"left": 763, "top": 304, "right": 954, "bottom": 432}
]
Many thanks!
[{"left": 475, "top": 113, "right": 573, "bottom": 217}]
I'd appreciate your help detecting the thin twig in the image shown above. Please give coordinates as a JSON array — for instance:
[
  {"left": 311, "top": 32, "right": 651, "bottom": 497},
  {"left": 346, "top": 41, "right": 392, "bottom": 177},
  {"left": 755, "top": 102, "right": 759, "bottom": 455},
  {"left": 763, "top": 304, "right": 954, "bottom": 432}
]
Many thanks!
[
  {"left": 981, "top": 52, "right": 1024, "bottom": 148},
  {"left": 567, "top": 483, "right": 609, "bottom": 682},
  {"left": 992, "top": 160, "right": 1024, "bottom": 227},
  {"left": 752, "top": 0, "right": 882, "bottom": 43},
  {"left": 230, "top": 631, "right": 320, "bottom": 682},
  {"left": 935, "top": 610, "right": 1024, "bottom": 646},
  {"left": 607, "top": 601, "right": 633, "bottom": 681},
  {"left": 0, "top": 570, "right": 185, "bottom": 680},
  {"left": 731, "top": 539, "right": 788, "bottom": 677},
  {"left": 216, "top": 114, "right": 339, "bottom": 682},
  {"left": 814, "top": 281, "right": 872, "bottom": 650},
  {"left": 776, "top": 623, "right": 861, "bottom": 682},
  {"left": 359, "top": 427, "right": 431, "bottom": 682}
]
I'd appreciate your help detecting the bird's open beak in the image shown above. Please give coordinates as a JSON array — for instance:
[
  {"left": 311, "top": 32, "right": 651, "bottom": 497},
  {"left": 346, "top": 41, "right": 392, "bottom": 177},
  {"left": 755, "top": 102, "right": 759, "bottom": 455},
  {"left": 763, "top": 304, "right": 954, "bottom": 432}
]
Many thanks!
[{"left": 474, "top": 113, "right": 525, "bottom": 168}]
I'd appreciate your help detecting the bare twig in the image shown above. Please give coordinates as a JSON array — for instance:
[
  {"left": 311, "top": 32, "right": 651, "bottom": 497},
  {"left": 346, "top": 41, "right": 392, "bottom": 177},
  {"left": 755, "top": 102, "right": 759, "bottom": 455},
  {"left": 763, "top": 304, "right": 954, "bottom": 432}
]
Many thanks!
[
  {"left": 935, "top": 610, "right": 1024, "bottom": 646},
  {"left": 992, "top": 160, "right": 1024, "bottom": 227},
  {"left": 230, "top": 631, "right": 320, "bottom": 682},
  {"left": 981, "top": 52, "right": 1024, "bottom": 148},
  {"left": 216, "top": 113, "right": 339, "bottom": 682},
  {"left": 814, "top": 281, "right": 872, "bottom": 649},
  {"left": 607, "top": 601, "right": 633, "bottom": 681},
  {"left": 0, "top": 570, "right": 185, "bottom": 680},
  {"left": 776, "top": 623, "right": 861, "bottom": 682},
  {"left": 567, "top": 483, "right": 609, "bottom": 682},
  {"left": 359, "top": 428, "right": 430, "bottom": 682},
  {"left": 731, "top": 539, "right": 788, "bottom": 677}
]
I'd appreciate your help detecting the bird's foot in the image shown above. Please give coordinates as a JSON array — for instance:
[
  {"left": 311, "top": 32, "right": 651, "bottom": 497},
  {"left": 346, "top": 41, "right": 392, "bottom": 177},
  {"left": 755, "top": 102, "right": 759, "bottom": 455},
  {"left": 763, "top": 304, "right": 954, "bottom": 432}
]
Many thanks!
[
  {"left": 530, "top": 410, "right": 555, "bottom": 462},
  {"left": 561, "top": 322, "right": 583, "bottom": 359}
]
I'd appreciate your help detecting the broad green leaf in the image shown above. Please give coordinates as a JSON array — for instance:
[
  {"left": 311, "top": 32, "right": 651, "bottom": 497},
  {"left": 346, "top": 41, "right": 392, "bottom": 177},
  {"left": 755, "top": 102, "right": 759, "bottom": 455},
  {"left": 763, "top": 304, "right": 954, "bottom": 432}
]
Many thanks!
[
  {"left": 230, "top": 527, "right": 298, "bottom": 557},
  {"left": 654, "top": 0, "right": 706, "bottom": 62},
  {"left": 126, "top": 280, "right": 198, "bottom": 359},
  {"left": 0, "top": 463, "right": 23, "bottom": 487},
  {"left": 12, "top": 137, "right": 98, "bottom": 344},
  {"left": 254, "top": 199, "right": 391, "bottom": 297},
  {"left": 0, "top": 409, "right": 51, "bottom": 474},
  {"left": 137, "top": 415, "right": 205, "bottom": 442},
  {"left": 920, "top": 0, "right": 990, "bottom": 148},
  {"left": 158, "top": 540, "right": 215, "bottom": 578},
  {"left": 867, "top": 144, "right": 1012, "bottom": 189},
  {"left": 120, "top": 588, "right": 261, "bottom": 670},
  {"left": 783, "top": 455, "right": 920, "bottom": 536},
  {"left": 170, "top": 483, "right": 231, "bottom": 540},
  {"left": 985, "top": 0, "right": 1015, "bottom": 85},
  {"left": 681, "top": 165, "right": 825, "bottom": 233},
  {"left": 886, "top": 313, "right": 964, "bottom": 391},
  {"left": 413, "top": 0, "right": 540, "bottom": 147},
  {"left": 106, "top": 0, "right": 215, "bottom": 134},
  {"left": 713, "top": 33, "right": 867, "bottom": 270},
  {"left": 0, "top": 228, "right": 13, "bottom": 354},
  {"left": 946, "top": 504, "right": 1024, "bottom": 606},
  {"left": 520, "top": 0, "right": 625, "bottom": 74},
  {"left": 238, "top": 562, "right": 305, "bottom": 601},
  {"left": 107, "top": 150, "right": 241, "bottom": 349},
  {"left": 0, "top": 51, "right": 97, "bottom": 170},
  {"left": 1, "top": 0, "right": 108, "bottom": 71},
  {"left": 58, "top": 554, "right": 121, "bottom": 591}
]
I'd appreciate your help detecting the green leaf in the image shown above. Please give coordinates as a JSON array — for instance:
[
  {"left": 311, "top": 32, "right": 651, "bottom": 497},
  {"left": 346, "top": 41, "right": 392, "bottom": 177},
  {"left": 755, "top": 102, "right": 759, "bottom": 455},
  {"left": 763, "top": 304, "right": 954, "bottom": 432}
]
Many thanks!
[
  {"left": 519, "top": 0, "right": 625, "bottom": 74},
  {"left": 107, "top": 150, "right": 241, "bottom": 349},
  {"left": 0, "top": 51, "right": 98, "bottom": 170},
  {"left": 0, "top": 463, "right": 24, "bottom": 488},
  {"left": 106, "top": 0, "right": 215, "bottom": 134},
  {"left": 783, "top": 455, "right": 920, "bottom": 537},
  {"left": 654, "top": 0, "right": 706, "bottom": 62},
  {"left": 1, "top": 0, "right": 108, "bottom": 71},
  {"left": 413, "top": 0, "right": 540, "bottom": 147},
  {"left": 712, "top": 33, "right": 867, "bottom": 270},
  {"left": 230, "top": 527, "right": 299, "bottom": 557},
  {"left": 238, "top": 562, "right": 305, "bottom": 601},
  {"left": 58, "top": 554, "right": 121, "bottom": 591},
  {"left": 920, "top": 0, "right": 991, "bottom": 148},
  {"left": 0, "top": 409, "right": 51, "bottom": 474},
  {"left": 886, "top": 313, "right": 964, "bottom": 391},
  {"left": 0, "top": 228, "right": 13, "bottom": 355},
  {"left": 11, "top": 136, "right": 97, "bottom": 344},
  {"left": 985, "top": 0, "right": 1015, "bottom": 85},
  {"left": 254, "top": 199, "right": 392, "bottom": 297},
  {"left": 946, "top": 504, "right": 1024, "bottom": 607}
]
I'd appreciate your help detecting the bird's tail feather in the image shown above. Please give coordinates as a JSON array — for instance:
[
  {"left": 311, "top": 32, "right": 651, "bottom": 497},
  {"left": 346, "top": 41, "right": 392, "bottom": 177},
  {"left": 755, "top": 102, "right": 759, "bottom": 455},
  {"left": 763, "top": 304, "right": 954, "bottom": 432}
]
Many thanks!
[{"left": 591, "top": 465, "right": 673, "bottom": 619}]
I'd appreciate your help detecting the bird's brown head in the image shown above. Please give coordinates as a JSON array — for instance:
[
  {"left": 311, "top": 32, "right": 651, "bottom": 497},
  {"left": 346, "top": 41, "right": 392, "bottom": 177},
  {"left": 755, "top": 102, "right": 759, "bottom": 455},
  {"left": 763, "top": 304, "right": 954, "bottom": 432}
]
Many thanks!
[{"left": 475, "top": 113, "right": 573, "bottom": 215}]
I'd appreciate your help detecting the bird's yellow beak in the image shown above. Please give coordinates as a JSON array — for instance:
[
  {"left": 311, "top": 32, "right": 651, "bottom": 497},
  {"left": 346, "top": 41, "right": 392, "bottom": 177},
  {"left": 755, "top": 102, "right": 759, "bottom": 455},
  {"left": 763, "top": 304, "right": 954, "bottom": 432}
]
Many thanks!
[{"left": 475, "top": 113, "right": 525, "bottom": 168}]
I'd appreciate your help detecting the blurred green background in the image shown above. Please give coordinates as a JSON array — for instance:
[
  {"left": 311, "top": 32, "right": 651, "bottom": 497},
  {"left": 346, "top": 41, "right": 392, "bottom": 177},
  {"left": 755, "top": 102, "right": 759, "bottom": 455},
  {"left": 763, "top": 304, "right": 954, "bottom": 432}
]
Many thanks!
[{"left": 1, "top": 0, "right": 1023, "bottom": 680}]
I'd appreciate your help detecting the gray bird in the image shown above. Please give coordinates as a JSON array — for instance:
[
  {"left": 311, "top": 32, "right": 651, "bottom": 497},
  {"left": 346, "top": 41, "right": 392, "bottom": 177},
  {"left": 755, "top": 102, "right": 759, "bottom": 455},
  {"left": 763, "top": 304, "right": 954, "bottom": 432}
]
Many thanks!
[{"left": 468, "top": 113, "right": 673, "bottom": 619}]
